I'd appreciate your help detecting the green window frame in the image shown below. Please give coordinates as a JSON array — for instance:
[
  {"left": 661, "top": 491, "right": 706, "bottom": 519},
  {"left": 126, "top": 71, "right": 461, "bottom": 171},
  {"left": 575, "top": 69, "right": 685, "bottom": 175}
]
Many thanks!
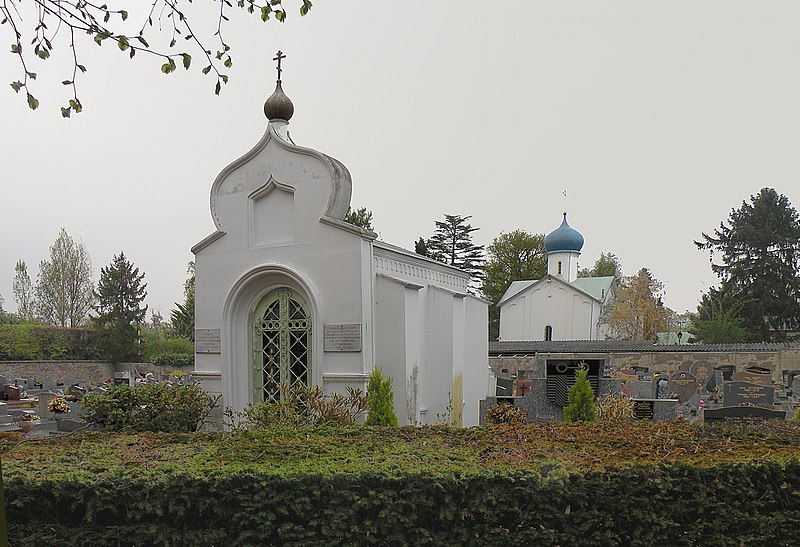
[{"left": 252, "top": 288, "right": 312, "bottom": 403}]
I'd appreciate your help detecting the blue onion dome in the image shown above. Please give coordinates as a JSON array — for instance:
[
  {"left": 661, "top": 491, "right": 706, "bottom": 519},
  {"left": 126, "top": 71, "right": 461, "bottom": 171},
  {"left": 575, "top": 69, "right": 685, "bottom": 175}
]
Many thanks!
[{"left": 544, "top": 212, "right": 584, "bottom": 253}]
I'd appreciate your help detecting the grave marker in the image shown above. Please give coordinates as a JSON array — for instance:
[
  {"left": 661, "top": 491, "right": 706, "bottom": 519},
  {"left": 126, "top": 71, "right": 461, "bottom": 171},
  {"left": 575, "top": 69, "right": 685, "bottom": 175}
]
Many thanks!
[
  {"left": 668, "top": 371, "right": 698, "bottom": 403},
  {"left": 723, "top": 382, "right": 774, "bottom": 409}
]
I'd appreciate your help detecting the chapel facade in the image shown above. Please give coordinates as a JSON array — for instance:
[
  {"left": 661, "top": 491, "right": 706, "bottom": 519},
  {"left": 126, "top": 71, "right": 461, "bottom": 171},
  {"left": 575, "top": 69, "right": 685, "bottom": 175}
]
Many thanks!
[
  {"left": 191, "top": 59, "right": 488, "bottom": 426},
  {"left": 497, "top": 214, "right": 614, "bottom": 341}
]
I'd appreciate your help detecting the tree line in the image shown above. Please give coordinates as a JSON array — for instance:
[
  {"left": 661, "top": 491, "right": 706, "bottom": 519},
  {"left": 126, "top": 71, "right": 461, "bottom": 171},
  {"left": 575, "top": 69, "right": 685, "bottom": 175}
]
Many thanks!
[{"left": 0, "top": 228, "right": 193, "bottom": 362}]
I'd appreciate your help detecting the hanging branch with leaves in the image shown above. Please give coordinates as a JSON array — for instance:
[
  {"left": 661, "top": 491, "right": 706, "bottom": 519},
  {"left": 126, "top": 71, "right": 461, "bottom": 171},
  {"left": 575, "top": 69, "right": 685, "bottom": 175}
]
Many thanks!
[{"left": 1, "top": 0, "right": 313, "bottom": 116}]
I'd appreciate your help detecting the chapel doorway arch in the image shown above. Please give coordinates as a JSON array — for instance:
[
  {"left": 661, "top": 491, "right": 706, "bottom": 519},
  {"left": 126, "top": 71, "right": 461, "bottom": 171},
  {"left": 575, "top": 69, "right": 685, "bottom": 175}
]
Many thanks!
[{"left": 252, "top": 287, "right": 312, "bottom": 403}]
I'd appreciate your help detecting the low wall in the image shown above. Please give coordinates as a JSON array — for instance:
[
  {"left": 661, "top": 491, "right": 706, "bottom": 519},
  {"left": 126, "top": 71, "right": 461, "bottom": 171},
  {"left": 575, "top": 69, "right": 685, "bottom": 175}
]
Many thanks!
[{"left": 0, "top": 361, "right": 195, "bottom": 386}]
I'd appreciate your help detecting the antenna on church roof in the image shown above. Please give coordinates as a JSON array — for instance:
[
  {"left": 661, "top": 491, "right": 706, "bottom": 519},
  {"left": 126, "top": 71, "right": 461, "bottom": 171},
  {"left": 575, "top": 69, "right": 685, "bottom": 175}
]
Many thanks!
[{"left": 264, "top": 50, "right": 294, "bottom": 122}]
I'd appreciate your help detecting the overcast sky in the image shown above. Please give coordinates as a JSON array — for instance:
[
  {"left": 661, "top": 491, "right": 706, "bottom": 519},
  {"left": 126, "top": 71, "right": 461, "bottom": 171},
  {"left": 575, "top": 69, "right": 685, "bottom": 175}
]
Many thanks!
[{"left": 2, "top": 1, "right": 799, "bottom": 320}]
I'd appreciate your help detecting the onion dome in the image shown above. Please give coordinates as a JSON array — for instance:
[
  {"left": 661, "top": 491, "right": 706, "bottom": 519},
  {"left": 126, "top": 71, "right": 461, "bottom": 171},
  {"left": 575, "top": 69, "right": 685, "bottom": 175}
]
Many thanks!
[
  {"left": 264, "top": 80, "right": 294, "bottom": 122},
  {"left": 544, "top": 212, "right": 584, "bottom": 253}
]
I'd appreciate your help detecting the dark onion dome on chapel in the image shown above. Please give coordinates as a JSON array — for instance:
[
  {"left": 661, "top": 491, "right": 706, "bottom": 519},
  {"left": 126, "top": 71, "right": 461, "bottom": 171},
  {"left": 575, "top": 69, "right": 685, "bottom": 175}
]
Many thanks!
[
  {"left": 544, "top": 212, "right": 584, "bottom": 253},
  {"left": 264, "top": 80, "right": 294, "bottom": 122}
]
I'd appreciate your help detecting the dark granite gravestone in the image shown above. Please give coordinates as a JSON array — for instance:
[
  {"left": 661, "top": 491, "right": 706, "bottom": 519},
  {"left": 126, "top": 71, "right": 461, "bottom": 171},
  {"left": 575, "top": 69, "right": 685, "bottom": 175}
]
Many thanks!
[
  {"left": 716, "top": 365, "right": 735, "bottom": 381},
  {"left": 626, "top": 381, "right": 653, "bottom": 400},
  {"left": 668, "top": 371, "right": 698, "bottom": 403},
  {"left": 723, "top": 382, "right": 774, "bottom": 409},
  {"left": 732, "top": 371, "right": 772, "bottom": 386},
  {"left": 703, "top": 406, "right": 786, "bottom": 423},
  {"left": 689, "top": 361, "right": 713, "bottom": 387}
]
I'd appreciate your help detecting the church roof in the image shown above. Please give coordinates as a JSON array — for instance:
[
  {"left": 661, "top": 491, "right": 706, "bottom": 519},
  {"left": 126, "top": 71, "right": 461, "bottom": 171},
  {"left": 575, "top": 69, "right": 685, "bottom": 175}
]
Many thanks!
[
  {"left": 570, "top": 276, "right": 614, "bottom": 301},
  {"left": 496, "top": 274, "right": 603, "bottom": 307},
  {"left": 544, "top": 213, "right": 584, "bottom": 253}
]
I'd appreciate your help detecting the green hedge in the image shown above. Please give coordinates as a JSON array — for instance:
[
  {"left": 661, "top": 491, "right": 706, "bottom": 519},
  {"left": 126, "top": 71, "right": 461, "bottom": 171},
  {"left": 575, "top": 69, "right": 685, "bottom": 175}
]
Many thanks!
[
  {"left": 0, "top": 324, "right": 106, "bottom": 360},
  {"left": 6, "top": 461, "right": 800, "bottom": 546}
]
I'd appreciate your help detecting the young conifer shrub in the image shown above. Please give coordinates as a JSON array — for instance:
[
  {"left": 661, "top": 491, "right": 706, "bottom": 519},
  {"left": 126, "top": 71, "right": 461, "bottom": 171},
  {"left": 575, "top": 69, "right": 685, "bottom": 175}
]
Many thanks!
[
  {"left": 563, "top": 364, "right": 596, "bottom": 423},
  {"left": 365, "top": 367, "right": 399, "bottom": 426}
]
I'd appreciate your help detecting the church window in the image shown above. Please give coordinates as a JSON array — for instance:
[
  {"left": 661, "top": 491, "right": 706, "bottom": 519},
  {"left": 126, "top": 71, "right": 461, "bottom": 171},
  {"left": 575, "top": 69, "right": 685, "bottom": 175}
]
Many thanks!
[
  {"left": 252, "top": 288, "right": 312, "bottom": 403},
  {"left": 545, "top": 325, "right": 553, "bottom": 341},
  {"left": 557, "top": 261, "right": 562, "bottom": 275}
]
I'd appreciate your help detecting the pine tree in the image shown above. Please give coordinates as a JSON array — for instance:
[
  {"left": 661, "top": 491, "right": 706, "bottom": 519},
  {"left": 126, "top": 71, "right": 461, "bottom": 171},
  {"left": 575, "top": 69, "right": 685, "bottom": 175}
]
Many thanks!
[
  {"left": 563, "top": 365, "right": 596, "bottom": 423},
  {"left": 95, "top": 252, "right": 148, "bottom": 362},
  {"left": 695, "top": 188, "right": 800, "bottom": 341},
  {"left": 365, "top": 367, "right": 399, "bottom": 426},
  {"left": 427, "top": 214, "right": 484, "bottom": 281}
]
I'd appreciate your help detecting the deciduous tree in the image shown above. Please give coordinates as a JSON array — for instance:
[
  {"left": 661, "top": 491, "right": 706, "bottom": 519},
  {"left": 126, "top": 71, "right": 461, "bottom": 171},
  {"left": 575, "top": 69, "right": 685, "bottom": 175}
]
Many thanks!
[
  {"left": 95, "top": 252, "right": 148, "bottom": 362},
  {"left": 601, "top": 268, "right": 671, "bottom": 340},
  {"left": 36, "top": 228, "right": 94, "bottom": 327},
  {"left": 578, "top": 252, "right": 622, "bottom": 279},
  {"left": 12, "top": 260, "right": 35, "bottom": 321},
  {"left": 695, "top": 188, "right": 800, "bottom": 341},
  {"left": 2, "top": 0, "right": 313, "bottom": 114},
  {"left": 481, "top": 230, "right": 546, "bottom": 340}
]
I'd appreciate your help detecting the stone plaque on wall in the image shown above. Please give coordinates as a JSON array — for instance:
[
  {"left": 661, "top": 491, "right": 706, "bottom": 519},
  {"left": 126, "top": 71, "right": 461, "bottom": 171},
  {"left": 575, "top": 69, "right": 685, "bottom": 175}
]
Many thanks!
[
  {"left": 195, "top": 329, "right": 221, "bottom": 354},
  {"left": 324, "top": 323, "right": 362, "bottom": 352}
]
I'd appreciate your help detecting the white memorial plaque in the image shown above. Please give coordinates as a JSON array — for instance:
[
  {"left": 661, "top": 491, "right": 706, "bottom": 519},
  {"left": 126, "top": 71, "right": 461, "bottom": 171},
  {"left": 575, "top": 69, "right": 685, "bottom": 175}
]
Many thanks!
[
  {"left": 324, "top": 323, "right": 362, "bottom": 352},
  {"left": 195, "top": 329, "right": 221, "bottom": 354}
]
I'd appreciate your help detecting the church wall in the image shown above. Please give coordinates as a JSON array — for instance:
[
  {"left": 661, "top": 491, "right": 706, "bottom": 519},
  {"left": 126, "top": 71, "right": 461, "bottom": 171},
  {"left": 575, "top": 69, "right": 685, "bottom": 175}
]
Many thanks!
[
  {"left": 404, "top": 287, "right": 421, "bottom": 425},
  {"left": 461, "top": 296, "right": 490, "bottom": 426},
  {"left": 420, "top": 286, "right": 455, "bottom": 425},
  {"left": 375, "top": 275, "right": 410, "bottom": 424}
]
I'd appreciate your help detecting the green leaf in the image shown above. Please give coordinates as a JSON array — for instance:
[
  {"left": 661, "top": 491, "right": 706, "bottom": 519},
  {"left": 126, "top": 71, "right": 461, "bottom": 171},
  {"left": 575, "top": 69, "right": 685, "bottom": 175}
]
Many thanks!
[
  {"left": 202, "top": 65, "right": 212, "bottom": 75},
  {"left": 170, "top": 38, "right": 176, "bottom": 48},
  {"left": 36, "top": 48, "right": 50, "bottom": 59},
  {"left": 62, "top": 80, "right": 72, "bottom": 85},
  {"left": 161, "top": 58, "right": 177, "bottom": 74},
  {"left": 117, "top": 36, "right": 129, "bottom": 51},
  {"left": 10, "top": 43, "right": 19, "bottom": 53},
  {"left": 215, "top": 81, "right": 221, "bottom": 95},
  {"left": 136, "top": 35, "right": 149, "bottom": 48},
  {"left": 120, "top": 10, "right": 128, "bottom": 20},
  {"left": 223, "top": 57, "right": 232, "bottom": 68},
  {"left": 26, "top": 93, "right": 39, "bottom": 110},
  {"left": 182, "top": 53, "right": 191, "bottom": 69},
  {"left": 275, "top": 10, "right": 285, "bottom": 22},
  {"left": 10, "top": 81, "right": 22, "bottom": 93},
  {"left": 260, "top": 6, "right": 271, "bottom": 21},
  {"left": 77, "top": 64, "right": 87, "bottom": 73},
  {"left": 61, "top": 107, "right": 71, "bottom": 118},
  {"left": 130, "top": 48, "right": 136, "bottom": 59},
  {"left": 26, "top": 71, "right": 36, "bottom": 80}
]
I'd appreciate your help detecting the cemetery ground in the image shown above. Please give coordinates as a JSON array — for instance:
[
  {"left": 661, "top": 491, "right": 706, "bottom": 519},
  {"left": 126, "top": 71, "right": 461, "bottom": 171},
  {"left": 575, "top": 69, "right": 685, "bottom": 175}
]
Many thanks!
[{"left": 2, "top": 420, "right": 800, "bottom": 545}]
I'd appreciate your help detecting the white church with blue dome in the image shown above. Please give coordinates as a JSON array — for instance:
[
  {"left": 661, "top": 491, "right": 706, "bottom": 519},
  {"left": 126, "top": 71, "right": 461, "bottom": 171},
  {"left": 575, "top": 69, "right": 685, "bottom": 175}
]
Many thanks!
[{"left": 497, "top": 214, "right": 615, "bottom": 341}]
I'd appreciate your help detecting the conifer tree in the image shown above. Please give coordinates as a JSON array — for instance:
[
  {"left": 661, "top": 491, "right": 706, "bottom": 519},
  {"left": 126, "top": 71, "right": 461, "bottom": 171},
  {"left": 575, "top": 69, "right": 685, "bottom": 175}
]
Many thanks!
[
  {"left": 365, "top": 367, "right": 399, "bottom": 426},
  {"left": 95, "top": 252, "right": 148, "bottom": 362},
  {"left": 563, "top": 365, "right": 596, "bottom": 423},
  {"left": 427, "top": 214, "right": 484, "bottom": 281}
]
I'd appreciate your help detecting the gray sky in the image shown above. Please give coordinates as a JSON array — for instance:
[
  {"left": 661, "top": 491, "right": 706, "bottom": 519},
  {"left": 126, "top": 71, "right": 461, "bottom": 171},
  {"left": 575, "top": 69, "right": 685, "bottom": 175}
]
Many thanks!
[{"left": 2, "top": 1, "right": 799, "bottom": 319}]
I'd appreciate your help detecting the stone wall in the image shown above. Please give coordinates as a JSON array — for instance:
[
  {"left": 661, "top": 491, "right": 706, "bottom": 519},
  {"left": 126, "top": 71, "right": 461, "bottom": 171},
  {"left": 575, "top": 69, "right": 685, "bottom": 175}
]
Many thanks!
[{"left": 0, "top": 361, "right": 195, "bottom": 385}]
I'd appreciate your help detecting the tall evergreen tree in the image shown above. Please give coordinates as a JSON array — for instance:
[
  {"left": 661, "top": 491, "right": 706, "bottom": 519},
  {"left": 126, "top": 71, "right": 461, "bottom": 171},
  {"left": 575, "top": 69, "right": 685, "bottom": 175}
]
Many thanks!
[
  {"left": 427, "top": 214, "right": 485, "bottom": 281},
  {"left": 12, "top": 260, "right": 36, "bottom": 321},
  {"left": 343, "top": 207, "right": 374, "bottom": 231},
  {"left": 695, "top": 188, "right": 800, "bottom": 341},
  {"left": 563, "top": 365, "right": 596, "bottom": 423},
  {"left": 95, "top": 252, "right": 148, "bottom": 362},
  {"left": 36, "top": 228, "right": 95, "bottom": 327}
]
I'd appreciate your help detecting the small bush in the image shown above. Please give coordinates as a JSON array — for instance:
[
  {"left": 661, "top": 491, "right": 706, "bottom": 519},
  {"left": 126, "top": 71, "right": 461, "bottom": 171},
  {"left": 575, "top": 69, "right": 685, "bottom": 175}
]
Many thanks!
[
  {"left": 365, "top": 367, "right": 399, "bottom": 426},
  {"left": 485, "top": 403, "right": 528, "bottom": 424},
  {"left": 238, "top": 384, "right": 367, "bottom": 429},
  {"left": 81, "top": 383, "right": 218, "bottom": 432},
  {"left": 563, "top": 364, "right": 596, "bottom": 423},
  {"left": 153, "top": 352, "right": 194, "bottom": 367}
]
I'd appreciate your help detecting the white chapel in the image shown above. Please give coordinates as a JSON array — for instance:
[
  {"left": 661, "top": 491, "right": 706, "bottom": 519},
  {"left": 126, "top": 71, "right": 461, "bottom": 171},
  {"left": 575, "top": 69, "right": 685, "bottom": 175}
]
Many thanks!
[
  {"left": 497, "top": 214, "right": 614, "bottom": 341},
  {"left": 191, "top": 57, "right": 488, "bottom": 426}
]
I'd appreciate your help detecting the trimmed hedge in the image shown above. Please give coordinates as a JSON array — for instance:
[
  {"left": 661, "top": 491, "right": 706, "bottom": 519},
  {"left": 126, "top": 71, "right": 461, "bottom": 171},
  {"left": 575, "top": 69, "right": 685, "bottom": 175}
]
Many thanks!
[
  {"left": 3, "top": 423, "right": 800, "bottom": 545},
  {"left": 6, "top": 462, "right": 800, "bottom": 546},
  {"left": 0, "top": 324, "right": 106, "bottom": 360}
]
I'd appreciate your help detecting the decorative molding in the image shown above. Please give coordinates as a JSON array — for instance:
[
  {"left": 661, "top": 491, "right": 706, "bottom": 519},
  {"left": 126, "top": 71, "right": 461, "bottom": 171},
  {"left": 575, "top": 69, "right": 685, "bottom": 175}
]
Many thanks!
[
  {"left": 322, "top": 372, "right": 370, "bottom": 384},
  {"left": 377, "top": 273, "right": 423, "bottom": 290},
  {"left": 373, "top": 254, "right": 469, "bottom": 292},
  {"left": 191, "top": 370, "right": 223, "bottom": 379},
  {"left": 248, "top": 176, "right": 295, "bottom": 248}
]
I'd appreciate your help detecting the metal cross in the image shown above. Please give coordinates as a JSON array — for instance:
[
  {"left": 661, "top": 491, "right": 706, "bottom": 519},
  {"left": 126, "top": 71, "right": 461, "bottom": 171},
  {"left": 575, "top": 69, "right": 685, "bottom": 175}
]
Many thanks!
[{"left": 273, "top": 50, "right": 286, "bottom": 80}]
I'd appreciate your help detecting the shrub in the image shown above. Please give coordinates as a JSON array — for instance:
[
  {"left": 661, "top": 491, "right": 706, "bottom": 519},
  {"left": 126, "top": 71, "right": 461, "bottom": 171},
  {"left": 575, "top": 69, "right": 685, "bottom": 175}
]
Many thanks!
[
  {"left": 365, "top": 367, "right": 399, "bottom": 426},
  {"left": 239, "top": 384, "right": 367, "bottom": 429},
  {"left": 485, "top": 403, "right": 528, "bottom": 424},
  {"left": 563, "top": 364, "right": 596, "bottom": 423},
  {"left": 81, "top": 383, "right": 218, "bottom": 432},
  {"left": 595, "top": 392, "right": 634, "bottom": 422},
  {"left": 153, "top": 353, "right": 194, "bottom": 367}
]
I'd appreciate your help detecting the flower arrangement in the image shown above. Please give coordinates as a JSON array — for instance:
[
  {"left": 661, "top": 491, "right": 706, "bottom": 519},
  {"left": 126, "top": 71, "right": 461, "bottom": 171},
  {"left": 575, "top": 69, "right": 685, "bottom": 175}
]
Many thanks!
[
  {"left": 48, "top": 396, "right": 71, "bottom": 414},
  {"left": 19, "top": 414, "right": 40, "bottom": 422}
]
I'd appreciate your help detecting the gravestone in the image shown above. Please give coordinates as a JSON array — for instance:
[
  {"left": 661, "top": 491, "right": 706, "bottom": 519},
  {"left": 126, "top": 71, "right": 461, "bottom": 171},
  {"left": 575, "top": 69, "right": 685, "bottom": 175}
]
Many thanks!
[
  {"left": 42, "top": 379, "right": 58, "bottom": 391},
  {"left": 716, "top": 365, "right": 735, "bottom": 381},
  {"left": 703, "top": 406, "right": 786, "bottom": 423},
  {"left": 655, "top": 376, "right": 671, "bottom": 399},
  {"left": 38, "top": 392, "right": 58, "bottom": 419},
  {"left": 732, "top": 371, "right": 772, "bottom": 386},
  {"left": 792, "top": 376, "right": 800, "bottom": 396},
  {"left": 723, "top": 382, "right": 774, "bottom": 409},
  {"left": 5, "top": 385, "right": 21, "bottom": 401},
  {"left": 0, "top": 376, "right": 8, "bottom": 388},
  {"left": 689, "top": 361, "right": 713, "bottom": 388},
  {"left": 626, "top": 381, "right": 653, "bottom": 400},
  {"left": 668, "top": 371, "right": 698, "bottom": 403},
  {"left": 678, "top": 361, "right": 693, "bottom": 372}
]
